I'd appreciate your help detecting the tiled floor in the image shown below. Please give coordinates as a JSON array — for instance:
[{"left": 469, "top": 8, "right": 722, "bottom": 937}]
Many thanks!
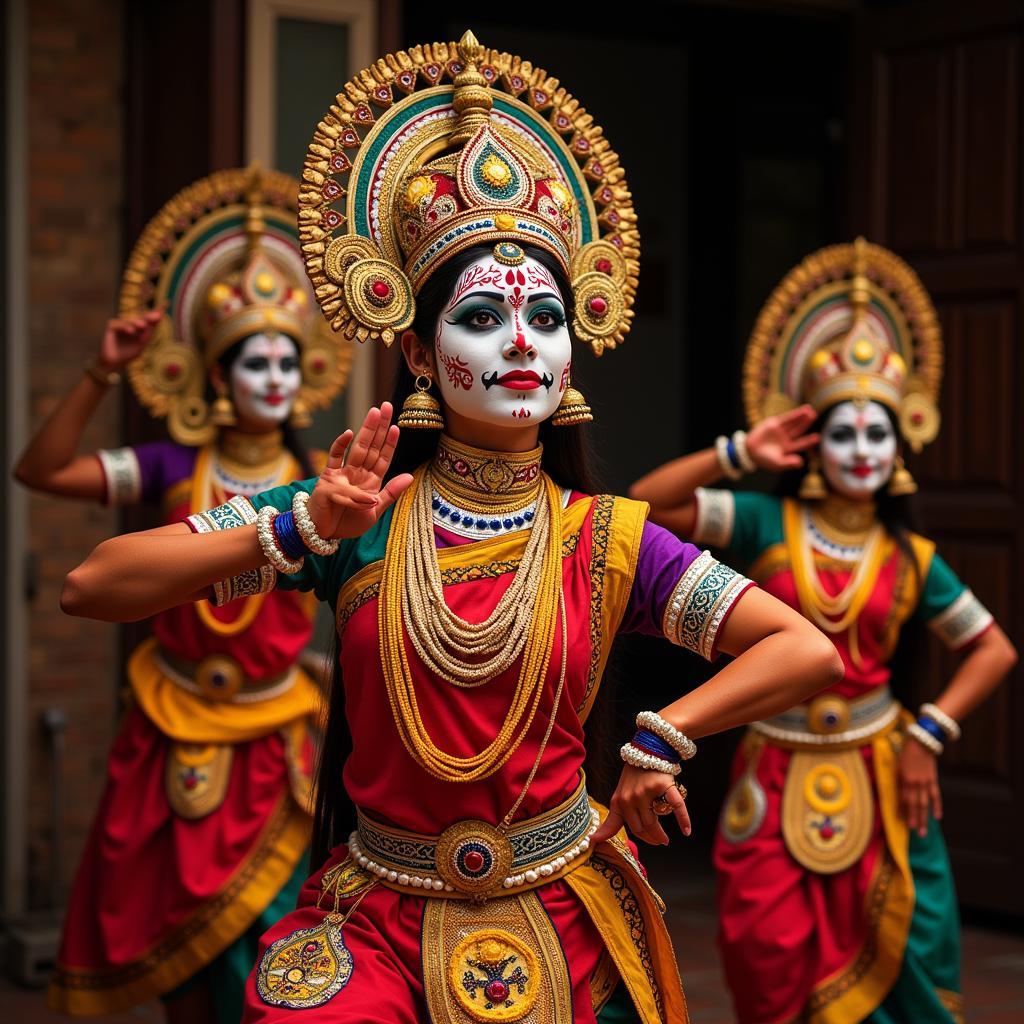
[{"left": 4, "top": 856, "right": 1023, "bottom": 1022}]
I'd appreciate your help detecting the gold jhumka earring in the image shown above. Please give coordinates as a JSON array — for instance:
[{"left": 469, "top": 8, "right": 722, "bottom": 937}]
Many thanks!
[
  {"left": 397, "top": 374, "right": 444, "bottom": 429},
  {"left": 888, "top": 455, "right": 918, "bottom": 496},
  {"left": 550, "top": 376, "right": 593, "bottom": 426},
  {"left": 288, "top": 396, "right": 313, "bottom": 429},
  {"left": 211, "top": 383, "right": 237, "bottom": 427},
  {"left": 798, "top": 455, "right": 828, "bottom": 500}
]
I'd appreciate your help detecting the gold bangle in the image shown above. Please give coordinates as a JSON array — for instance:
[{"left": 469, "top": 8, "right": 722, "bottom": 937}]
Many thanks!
[{"left": 85, "top": 360, "right": 121, "bottom": 387}]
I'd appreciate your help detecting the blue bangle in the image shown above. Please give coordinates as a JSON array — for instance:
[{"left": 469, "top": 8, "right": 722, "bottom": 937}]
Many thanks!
[
  {"left": 725, "top": 438, "right": 742, "bottom": 471},
  {"left": 915, "top": 717, "right": 946, "bottom": 744},
  {"left": 273, "top": 510, "right": 308, "bottom": 560},
  {"left": 631, "top": 728, "right": 679, "bottom": 762}
]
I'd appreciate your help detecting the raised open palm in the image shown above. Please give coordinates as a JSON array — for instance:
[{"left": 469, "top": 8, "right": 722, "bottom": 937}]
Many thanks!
[
  {"left": 99, "top": 309, "right": 165, "bottom": 370},
  {"left": 306, "top": 402, "right": 415, "bottom": 540},
  {"left": 745, "top": 404, "right": 820, "bottom": 471}
]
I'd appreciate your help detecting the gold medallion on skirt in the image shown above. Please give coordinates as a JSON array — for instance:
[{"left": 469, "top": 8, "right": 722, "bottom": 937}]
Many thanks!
[
  {"left": 781, "top": 748, "right": 873, "bottom": 874},
  {"left": 164, "top": 743, "right": 233, "bottom": 819}
]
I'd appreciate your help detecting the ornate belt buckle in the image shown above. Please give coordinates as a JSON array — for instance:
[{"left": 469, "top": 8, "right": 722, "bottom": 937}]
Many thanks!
[
  {"left": 807, "top": 694, "right": 851, "bottom": 735},
  {"left": 196, "top": 653, "right": 244, "bottom": 701},
  {"left": 435, "top": 820, "right": 514, "bottom": 898}
]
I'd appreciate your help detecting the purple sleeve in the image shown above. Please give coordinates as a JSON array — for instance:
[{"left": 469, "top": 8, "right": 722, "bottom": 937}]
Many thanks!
[
  {"left": 619, "top": 520, "right": 755, "bottom": 660},
  {"left": 133, "top": 441, "right": 196, "bottom": 502},
  {"left": 619, "top": 521, "right": 703, "bottom": 636}
]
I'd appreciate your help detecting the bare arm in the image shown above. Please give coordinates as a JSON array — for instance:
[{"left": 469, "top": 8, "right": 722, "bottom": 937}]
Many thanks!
[
  {"left": 13, "top": 312, "right": 163, "bottom": 501},
  {"left": 628, "top": 404, "right": 820, "bottom": 535},
  {"left": 593, "top": 586, "right": 842, "bottom": 846},
  {"left": 900, "top": 622, "right": 1017, "bottom": 836},
  {"left": 61, "top": 404, "right": 414, "bottom": 622}
]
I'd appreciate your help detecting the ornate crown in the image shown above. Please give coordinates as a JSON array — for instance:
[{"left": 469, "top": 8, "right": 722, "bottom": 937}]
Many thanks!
[
  {"left": 298, "top": 30, "right": 639, "bottom": 356},
  {"left": 119, "top": 165, "right": 353, "bottom": 446},
  {"left": 743, "top": 237, "right": 943, "bottom": 451}
]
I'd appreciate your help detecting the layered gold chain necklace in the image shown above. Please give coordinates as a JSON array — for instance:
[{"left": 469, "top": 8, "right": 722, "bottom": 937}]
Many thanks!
[{"left": 378, "top": 441, "right": 564, "bottom": 783}]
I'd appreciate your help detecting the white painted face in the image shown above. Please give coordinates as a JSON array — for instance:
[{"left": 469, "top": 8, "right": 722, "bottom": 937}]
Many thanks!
[
  {"left": 228, "top": 333, "right": 302, "bottom": 427},
  {"left": 432, "top": 253, "right": 573, "bottom": 428},
  {"left": 820, "top": 400, "right": 898, "bottom": 500}
]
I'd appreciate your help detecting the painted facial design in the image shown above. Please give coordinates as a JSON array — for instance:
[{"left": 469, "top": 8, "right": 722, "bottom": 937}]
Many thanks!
[
  {"left": 434, "top": 253, "right": 571, "bottom": 427},
  {"left": 228, "top": 333, "right": 302, "bottom": 427},
  {"left": 819, "top": 400, "right": 897, "bottom": 499}
]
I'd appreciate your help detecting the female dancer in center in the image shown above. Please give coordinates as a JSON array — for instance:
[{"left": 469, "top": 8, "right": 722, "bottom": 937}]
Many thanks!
[{"left": 59, "top": 33, "right": 843, "bottom": 1024}]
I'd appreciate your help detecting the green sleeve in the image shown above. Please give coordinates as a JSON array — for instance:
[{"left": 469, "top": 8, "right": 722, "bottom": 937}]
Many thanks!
[
  {"left": 249, "top": 477, "right": 334, "bottom": 603},
  {"left": 249, "top": 479, "right": 397, "bottom": 610},
  {"left": 914, "top": 552, "right": 967, "bottom": 623},
  {"left": 728, "top": 491, "right": 785, "bottom": 566}
]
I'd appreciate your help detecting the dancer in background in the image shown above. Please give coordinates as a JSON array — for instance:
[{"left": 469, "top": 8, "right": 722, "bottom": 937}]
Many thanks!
[
  {"left": 15, "top": 166, "right": 352, "bottom": 1023},
  {"left": 631, "top": 238, "right": 1017, "bottom": 1023},
  {"left": 59, "top": 34, "right": 843, "bottom": 1023}
]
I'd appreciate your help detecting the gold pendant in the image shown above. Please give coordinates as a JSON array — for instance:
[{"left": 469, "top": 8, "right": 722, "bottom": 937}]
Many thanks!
[
  {"left": 423, "top": 891, "right": 571, "bottom": 1023},
  {"left": 256, "top": 913, "right": 354, "bottom": 1009},
  {"left": 165, "top": 742, "right": 232, "bottom": 819},
  {"left": 781, "top": 749, "right": 873, "bottom": 874}
]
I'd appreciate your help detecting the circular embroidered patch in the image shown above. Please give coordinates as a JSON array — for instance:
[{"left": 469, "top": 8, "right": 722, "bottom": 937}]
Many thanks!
[
  {"left": 449, "top": 928, "right": 539, "bottom": 1022},
  {"left": 257, "top": 916, "right": 354, "bottom": 1009}
]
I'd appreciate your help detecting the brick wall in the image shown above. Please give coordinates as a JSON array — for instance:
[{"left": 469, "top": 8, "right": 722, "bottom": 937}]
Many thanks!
[{"left": 24, "top": 0, "right": 124, "bottom": 910}]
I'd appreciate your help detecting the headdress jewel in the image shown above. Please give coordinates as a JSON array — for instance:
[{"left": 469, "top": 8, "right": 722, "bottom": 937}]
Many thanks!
[
  {"left": 743, "top": 237, "right": 943, "bottom": 451},
  {"left": 298, "top": 30, "right": 639, "bottom": 356}
]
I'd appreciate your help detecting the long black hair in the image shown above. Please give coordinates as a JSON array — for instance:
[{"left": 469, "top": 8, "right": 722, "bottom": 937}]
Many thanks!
[
  {"left": 310, "top": 242, "right": 609, "bottom": 867},
  {"left": 215, "top": 333, "right": 315, "bottom": 477}
]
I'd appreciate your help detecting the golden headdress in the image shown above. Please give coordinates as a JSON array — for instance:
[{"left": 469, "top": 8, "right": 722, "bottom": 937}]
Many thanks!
[
  {"left": 120, "top": 165, "right": 354, "bottom": 446},
  {"left": 743, "top": 237, "right": 943, "bottom": 451},
  {"left": 298, "top": 30, "right": 639, "bottom": 356}
]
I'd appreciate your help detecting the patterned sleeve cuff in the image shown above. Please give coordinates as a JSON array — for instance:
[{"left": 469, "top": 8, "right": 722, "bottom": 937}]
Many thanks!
[
  {"left": 185, "top": 496, "right": 277, "bottom": 606},
  {"left": 662, "top": 550, "right": 753, "bottom": 660},
  {"left": 96, "top": 447, "right": 142, "bottom": 505},
  {"left": 928, "top": 589, "right": 994, "bottom": 650},
  {"left": 693, "top": 487, "right": 735, "bottom": 548}
]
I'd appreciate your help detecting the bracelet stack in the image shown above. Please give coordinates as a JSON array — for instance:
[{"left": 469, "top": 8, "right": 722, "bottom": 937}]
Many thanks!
[
  {"left": 919, "top": 702, "right": 961, "bottom": 742},
  {"left": 256, "top": 491, "right": 340, "bottom": 575},
  {"left": 714, "top": 430, "right": 756, "bottom": 480},
  {"left": 906, "top": 720, "right": 944, "bottom": 756},
  {"left": 620, "top": 711, "right": 697, "bottom": 776}
]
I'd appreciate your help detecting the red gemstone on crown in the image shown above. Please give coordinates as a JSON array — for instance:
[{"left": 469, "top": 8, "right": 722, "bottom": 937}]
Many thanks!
[
  {"left": 312, "top": 357, "right": 327, "bottom": 372},
  {"left": 485, "top": 980, "right": 510, "bottom": 1003},
  {"left": 462, "top": 850, "right": 485, "bottom": 872},
  {"left": 911, "top": 411, "right": 924, "bottom": 424},
  {"left": 165, "top": 362, "right": 181, "bottom": 379},
  {"left": 588, "top": 296, "right": 608, "bottom": 316},
  {"left": 371, "top": 280, "right": 391, "bottom": 299},
  {"left": 596, "top": 259, "right": 613, "bottom": 274}
]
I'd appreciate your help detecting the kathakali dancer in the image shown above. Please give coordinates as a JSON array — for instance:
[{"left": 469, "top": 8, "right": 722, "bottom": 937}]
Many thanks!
[
  {"left": 60, "top": 32, "right": 843, "bottom": 1024},
  {"left": 16, "top": 166, "right": 353, "bottom": 1021},
  {"left": 631, "top": 238, "right": 1017, "bottom": 1023}
]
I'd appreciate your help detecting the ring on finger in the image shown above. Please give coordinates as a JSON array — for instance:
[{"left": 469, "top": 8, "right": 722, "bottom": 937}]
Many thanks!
[{"left": 651, "top": 783, "right": 688, "bottom": 816}]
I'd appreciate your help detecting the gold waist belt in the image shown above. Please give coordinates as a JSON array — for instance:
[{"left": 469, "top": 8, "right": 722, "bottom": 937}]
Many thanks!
[
  {"left": 751, "top": 686, "right": 900, "bottom": 750},
  {"left": 350, "top": 778, "right": 599, "bottom": 900},
  {"left": 156, "top": 648, "right": 297, "bottom": 704}
]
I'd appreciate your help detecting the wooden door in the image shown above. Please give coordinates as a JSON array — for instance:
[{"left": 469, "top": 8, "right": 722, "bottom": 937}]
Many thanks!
[{"left": 850, "top": 0, "right": 1024, "bottom": 915}]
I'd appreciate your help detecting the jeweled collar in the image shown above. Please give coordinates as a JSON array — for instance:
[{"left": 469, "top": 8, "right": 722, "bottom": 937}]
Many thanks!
[
  {"left": 812, "top": 491, "right": 878, "bottom": 542},
  {"left": 217, "top": 428, "right": 285, "bottom": 470},
  {"left": 431, "top": 435, "right": 543, "bottom": 509}
]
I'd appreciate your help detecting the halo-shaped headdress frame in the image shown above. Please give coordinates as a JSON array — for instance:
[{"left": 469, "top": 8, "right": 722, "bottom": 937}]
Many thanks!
[
  {"left": 742, "top": 238, "right": 944, "bottom": 452},
  {"left": 119, "top": 165, "right": 354, "bottom": 446},
  {"left": 297, "top": 31, "right": 640, "bottom": 356}
]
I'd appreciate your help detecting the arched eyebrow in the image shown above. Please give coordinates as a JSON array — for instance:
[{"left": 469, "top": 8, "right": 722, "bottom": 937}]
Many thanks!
[
  {"left": 526, "top": 292, "right": 563, "bottom": 305},
  {"left": 447, "top": 291, "right": 505, "bottom": 313}
]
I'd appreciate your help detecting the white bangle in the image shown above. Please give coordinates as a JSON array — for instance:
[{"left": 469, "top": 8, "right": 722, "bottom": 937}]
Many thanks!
[
  {"left": 635, "top": 710, "right": 697, "bottom": 760},
  {"left": 292, "top": 490, "right": 340, "bottom": 556},
  {"left": 714, "top": 436, "right": 743, "bottom": 481},
  {"left": 906, "top": 721, "right": 944, "bottom": 757},
  {"left": 620, "top": 743, "right": 681, "bottom": 776},
  {"left": 919, "top": 703, "right": 961, "bottom": 742},
  {"left": 732, "top": 430, "right": 757, "bottom": 473},
  {"left": 256, "top": 505, "right": 304, "bottom": 575}
]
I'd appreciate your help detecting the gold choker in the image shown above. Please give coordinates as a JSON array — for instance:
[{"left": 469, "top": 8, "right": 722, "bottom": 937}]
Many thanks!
[
  {"left": 432, "top": 436, "right": 543, "bottom": 511},
  {"left": 813, "top": 493, "right": 877, "bottom": 544},
  {"left": 218, "top": 428, "right": 285, "bottom": 470}
]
